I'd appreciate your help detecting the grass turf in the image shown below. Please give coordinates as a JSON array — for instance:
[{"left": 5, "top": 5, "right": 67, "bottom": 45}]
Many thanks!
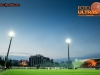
[{"left": 1, "top": 69, "right": 100, "bottom": 75}]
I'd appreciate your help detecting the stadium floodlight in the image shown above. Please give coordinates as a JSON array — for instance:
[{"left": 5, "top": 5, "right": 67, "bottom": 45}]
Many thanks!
[
  {"left": 9, "top": 31, "right": 15, "bottom": 38},
  {"left": 66, "top": 38, "right": 71, "bottom": 68},
  {"left": 66, "top": 38, "right": 71, "bottom": 44},
  {"left": 4, "top": 31, "right": 15, "bottom": 69}
]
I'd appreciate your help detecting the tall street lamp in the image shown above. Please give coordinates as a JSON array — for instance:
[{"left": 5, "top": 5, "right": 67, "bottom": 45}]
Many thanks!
[
  {"left": 4, "top": 31, "right": 15, "bottom": 69},
  {"left": 66, "top": 39, "right": 71, "bottom": 65}
]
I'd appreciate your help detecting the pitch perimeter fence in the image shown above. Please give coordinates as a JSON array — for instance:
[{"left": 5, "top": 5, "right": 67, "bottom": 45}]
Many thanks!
[{"left": 11, "top": 66, "right": 100, "bottom": 70}]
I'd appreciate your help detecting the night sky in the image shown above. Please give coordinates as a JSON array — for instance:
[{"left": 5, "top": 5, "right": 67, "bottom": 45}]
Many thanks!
[{"left": 0, "top": 0, "right": 100, "bottom": 60}]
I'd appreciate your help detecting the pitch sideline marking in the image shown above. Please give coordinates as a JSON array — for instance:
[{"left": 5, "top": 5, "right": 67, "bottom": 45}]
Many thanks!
[{"left": 0, "top": 70, "right": 8, "bottom": 75}]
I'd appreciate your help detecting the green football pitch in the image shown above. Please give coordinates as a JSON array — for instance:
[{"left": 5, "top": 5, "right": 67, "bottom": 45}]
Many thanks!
[{"left": 0, "top": 69, "right": 100, "bottom": 75}]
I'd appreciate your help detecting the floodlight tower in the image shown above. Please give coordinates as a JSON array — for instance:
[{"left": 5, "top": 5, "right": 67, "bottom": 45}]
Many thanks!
[
  {"left": 4, "top": 31, "right": 15, "bottom": 69},
  {"left": 66, "top": 38, "right": 71, "bottom": 64}
]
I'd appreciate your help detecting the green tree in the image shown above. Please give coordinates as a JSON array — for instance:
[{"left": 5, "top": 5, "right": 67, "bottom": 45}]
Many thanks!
[
  {"left": 0, "top": 56, "right": 5, "bottom": 66},
  {"left": 50, "top": 59, "right": 53, "bottom": 66},
  {"left": 6, "top": 59, "right": 12, "bottom": 68}
]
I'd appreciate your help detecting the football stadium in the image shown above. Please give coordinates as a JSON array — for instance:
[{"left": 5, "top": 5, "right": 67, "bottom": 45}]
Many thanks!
[
  {"left": 0, "top": 57, "right": 100, "bottom": 75},
  {"left": 0, "top": 0, "right": 100, "bottom": 75}
]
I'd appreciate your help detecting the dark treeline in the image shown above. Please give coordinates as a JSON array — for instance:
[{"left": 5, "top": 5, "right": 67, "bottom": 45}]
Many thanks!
[{"left": 0, "top": 56, "right": 12, "bottom": 69}]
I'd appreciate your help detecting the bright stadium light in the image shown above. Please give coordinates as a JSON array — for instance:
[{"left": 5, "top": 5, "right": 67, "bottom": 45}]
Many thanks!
[
  {"left": 9, "top": 31, "right": 15, "bottom": 38},
  {"left": 66, "top": 38, "right": 71, "bottom": 44}
]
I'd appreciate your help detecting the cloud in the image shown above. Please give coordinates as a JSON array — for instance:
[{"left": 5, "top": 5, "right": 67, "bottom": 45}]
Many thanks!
[
  {"left": 0, "top": 52, "right": 32, "bottom": 57},
  {"left": 16, "top": 52, "right": 30, "bottom": 55},
  {"left": 54, "top": 53, "right": 100, "bottom": 62},
  {"left": 84, "top": 53, "right": 100, "bottom": 59},
  {"left": 10, "top": 52, "right": 14, "bottom": 54},
  {"left": 5, "top": 55, "right": 29, "bottom": 60}
]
